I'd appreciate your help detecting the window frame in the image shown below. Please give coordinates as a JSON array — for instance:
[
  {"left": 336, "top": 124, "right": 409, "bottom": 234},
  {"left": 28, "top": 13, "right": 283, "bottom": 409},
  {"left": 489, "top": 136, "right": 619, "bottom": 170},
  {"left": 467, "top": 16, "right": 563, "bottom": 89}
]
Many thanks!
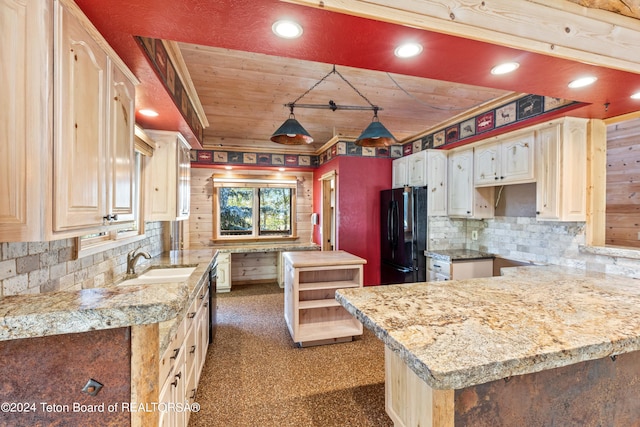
[{"left": 212, "top": 174, "right": 298, "bottom": 243}]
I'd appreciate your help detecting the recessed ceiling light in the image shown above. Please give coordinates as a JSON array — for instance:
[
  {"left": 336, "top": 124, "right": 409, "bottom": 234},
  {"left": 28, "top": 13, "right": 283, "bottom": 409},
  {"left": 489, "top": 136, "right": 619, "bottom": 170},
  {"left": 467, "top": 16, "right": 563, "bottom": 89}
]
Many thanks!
[
  {"left": 568, "top": 76, "right": 597, "bottom": 88},
  {"left": 272, "top": 20, "right": 303, "bottom": 39},
  {"left": 394, "top": 42, "right": 423, "bottom": 58},
  {"left": 225, "top": 166, "right": 233, "bottom": 170},
  {"left": 491, "top": 62, "right": 520, "bottom": 75},
  {"left": 631, "top": 91, "right": 640, "bottom": 100},
  {"left": 138, "top": 109, "right": 159, "bottom": 117}
]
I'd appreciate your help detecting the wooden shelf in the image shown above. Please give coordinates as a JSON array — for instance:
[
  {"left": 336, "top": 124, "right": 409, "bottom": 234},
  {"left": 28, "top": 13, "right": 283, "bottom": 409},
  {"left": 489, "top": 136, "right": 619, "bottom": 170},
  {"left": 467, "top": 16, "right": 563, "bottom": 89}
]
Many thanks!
[
  {"left": 298, "top": 299, "right": 342, "bottom": 310},
  {"left": 299, "top": 281, "right": 360, "bottom": 291},
  {"left": 298, "top": 321, "right": 362, "bottom": 342}
]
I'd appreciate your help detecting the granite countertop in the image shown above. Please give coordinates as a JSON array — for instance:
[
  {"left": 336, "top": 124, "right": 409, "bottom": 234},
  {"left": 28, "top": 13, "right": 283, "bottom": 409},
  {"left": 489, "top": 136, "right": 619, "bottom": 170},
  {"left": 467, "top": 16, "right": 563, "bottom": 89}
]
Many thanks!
[
  {"left": 0, "top": 249, "right": 217, "bottom": 347},
  {"left": 425, "top": 249, "right": 494, "bottom": 262},
  {"left": 336, "top": 265, "right": 640, "bottom": 390},
  {"left": 216, "top": 242, "right": 320, "bottom": 253}
]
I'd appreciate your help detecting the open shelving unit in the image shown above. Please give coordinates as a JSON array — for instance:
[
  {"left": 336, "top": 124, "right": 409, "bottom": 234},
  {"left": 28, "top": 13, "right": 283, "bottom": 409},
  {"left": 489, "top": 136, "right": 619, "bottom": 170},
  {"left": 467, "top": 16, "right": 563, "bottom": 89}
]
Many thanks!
[{"left": 283, "top": 251, "right": 366, "bottom": 347}]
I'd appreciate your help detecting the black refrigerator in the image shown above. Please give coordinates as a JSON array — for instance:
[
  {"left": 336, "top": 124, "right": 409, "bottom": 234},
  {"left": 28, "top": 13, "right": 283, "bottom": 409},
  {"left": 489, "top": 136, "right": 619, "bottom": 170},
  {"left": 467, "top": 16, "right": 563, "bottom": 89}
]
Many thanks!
[{"left": 380, "top": 187, "right": 428, "bottom": 285}]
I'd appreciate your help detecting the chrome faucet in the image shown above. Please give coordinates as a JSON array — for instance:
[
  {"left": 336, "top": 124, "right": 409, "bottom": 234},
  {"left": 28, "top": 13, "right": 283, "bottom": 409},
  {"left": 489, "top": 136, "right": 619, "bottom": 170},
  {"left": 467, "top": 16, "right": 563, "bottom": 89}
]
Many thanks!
[{"left": 126, "top": 248, "right": 151, "bottom": 275}]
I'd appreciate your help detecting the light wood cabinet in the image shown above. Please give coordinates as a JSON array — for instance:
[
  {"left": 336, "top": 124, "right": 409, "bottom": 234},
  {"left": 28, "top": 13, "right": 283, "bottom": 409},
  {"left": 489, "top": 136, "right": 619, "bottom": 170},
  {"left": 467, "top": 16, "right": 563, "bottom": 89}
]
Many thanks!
[
  {"left": 392, "top": 156, "right": 409, "bottom": 188},
  {"left": 54, "top": 0, "right": 136, "bottom": 232},
  {"left": 426, "top": 150, "right": 448, "bottom": 216},
  {"left": 447, "top": 148, "right": 494, "bottom": 219},
  {"left": 0, "top": 0, "right": 137, "bottom": 241},
  {"left": 407, "top": 150, "right": 427, "bottom": 187},
  {"left": 0, "top": 0, "right": 51, "bottom": 241},
  {"left": 474, "top": 133, "right": 534, "bottom": 186},
  {"left": 535, "top": 118, "right": 588, "bottom": 221},
  {"left": 427, "top": 257, "right": 493, "bottom": 281},
  {"left": 283, "top": 251, "right": 365, "bottom": 346},
  {"left": 158, "top": 279, "right": 209, "bottom": 427},
  {"left": 392, "top": 150, "right": 448, "bottom": 215},
  {"left": 146, "top": 130, "right": 192, "bottom": 222}
]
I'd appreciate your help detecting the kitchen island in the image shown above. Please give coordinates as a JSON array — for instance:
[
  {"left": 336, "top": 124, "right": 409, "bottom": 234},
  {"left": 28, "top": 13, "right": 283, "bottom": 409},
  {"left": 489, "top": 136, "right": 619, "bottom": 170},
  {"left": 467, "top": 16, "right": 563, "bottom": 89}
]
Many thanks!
[{"left": 336, "top": 266, "right": 640, "bottom": 426}]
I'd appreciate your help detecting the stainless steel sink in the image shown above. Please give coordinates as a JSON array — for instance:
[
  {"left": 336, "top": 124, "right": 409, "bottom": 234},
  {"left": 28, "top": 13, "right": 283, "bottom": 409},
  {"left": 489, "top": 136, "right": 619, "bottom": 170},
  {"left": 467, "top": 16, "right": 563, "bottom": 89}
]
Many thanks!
[{"left": 118, "top": 267, "right": 196, "bottom": 286}]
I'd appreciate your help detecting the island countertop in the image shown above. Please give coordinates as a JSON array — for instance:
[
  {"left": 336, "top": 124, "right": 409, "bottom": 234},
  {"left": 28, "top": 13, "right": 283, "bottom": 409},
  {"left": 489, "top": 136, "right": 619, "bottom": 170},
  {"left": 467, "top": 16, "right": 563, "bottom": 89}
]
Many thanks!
[{"left": 336, "top": 266, "right": 640, "bottom": 390}]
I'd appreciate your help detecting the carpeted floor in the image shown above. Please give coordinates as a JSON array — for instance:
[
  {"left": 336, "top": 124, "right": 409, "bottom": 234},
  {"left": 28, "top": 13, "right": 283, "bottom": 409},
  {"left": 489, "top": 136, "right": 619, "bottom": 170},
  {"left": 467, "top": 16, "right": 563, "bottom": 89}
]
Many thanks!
[{"left": 189, "top": 283, "right": 393, "bottom": 427}]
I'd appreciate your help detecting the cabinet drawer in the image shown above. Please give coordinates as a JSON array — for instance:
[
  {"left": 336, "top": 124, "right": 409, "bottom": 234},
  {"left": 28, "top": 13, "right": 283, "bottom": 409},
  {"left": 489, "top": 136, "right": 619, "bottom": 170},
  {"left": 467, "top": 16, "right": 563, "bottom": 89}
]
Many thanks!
[
  {"left": 159, "top": 322, "right": 186, "bottom": 383},
  {"left": 427, "top": 258, "right": 451, "bottom": 276}
]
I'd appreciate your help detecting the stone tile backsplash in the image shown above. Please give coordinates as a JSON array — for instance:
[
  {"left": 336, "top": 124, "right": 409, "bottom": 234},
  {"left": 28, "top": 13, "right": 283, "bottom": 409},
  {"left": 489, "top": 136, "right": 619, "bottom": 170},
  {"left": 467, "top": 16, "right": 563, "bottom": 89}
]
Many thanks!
[
  {"left": 428, "top": 215, "right": 640, "bottom": 280},
  {"left": 0, "top": 222, "right": 166, "bottom": 298}
]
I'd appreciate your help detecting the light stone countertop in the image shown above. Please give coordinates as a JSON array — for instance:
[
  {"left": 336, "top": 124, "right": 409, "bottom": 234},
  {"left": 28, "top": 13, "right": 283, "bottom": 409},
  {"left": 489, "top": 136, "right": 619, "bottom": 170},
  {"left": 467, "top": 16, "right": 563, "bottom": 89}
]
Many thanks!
[
  {"left": 0, "top": 249, "right": 217, "bottom": 350},
  {"left": 425, "top": 249, "right": 494, "bottom": 262},
  {"left": 336, "top": 265, "right": 640, "bottom": 390}
]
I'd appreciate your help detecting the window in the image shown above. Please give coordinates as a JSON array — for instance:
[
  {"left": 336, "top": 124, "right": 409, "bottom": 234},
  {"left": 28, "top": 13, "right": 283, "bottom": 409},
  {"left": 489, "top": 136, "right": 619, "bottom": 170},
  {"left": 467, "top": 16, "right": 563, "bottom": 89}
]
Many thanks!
[{"left": 213, "top": 175, "right": 297, "bottom": 241}]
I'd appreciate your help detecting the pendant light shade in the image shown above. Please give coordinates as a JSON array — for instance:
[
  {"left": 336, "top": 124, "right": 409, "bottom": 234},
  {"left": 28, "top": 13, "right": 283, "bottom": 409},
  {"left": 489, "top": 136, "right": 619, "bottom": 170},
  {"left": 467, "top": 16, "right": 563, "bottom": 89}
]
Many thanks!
[
  {"left": 270, "top": 110, "right": 313, "bottom": 145},
  {"left": 355, "top": 109, "right": 397, "bottom": 147}
]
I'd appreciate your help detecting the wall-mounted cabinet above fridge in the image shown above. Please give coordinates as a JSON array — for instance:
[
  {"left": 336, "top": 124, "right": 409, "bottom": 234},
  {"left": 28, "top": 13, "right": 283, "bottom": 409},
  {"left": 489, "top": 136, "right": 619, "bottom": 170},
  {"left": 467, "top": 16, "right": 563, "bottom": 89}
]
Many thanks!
[{"left": 392, "top": 150, "right": 448, "bottom": 216}]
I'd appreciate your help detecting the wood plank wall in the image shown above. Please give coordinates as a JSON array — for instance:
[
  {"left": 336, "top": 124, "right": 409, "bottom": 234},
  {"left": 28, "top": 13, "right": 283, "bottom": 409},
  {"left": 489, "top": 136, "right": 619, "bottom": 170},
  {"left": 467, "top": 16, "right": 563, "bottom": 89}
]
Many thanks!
[
  {"left": 188, "top": 168, "right": 315, "bottom": 282},
  {"left": 606, "top": 118, "right": 640, "bottom": 248}
]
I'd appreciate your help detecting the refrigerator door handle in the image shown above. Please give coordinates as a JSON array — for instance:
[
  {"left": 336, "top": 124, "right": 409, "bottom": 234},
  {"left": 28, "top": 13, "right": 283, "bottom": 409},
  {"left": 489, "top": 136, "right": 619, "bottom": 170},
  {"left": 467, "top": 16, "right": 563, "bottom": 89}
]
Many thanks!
[
  {"left": 391, "top": 201, "right": 399, "bottom": 247},
  {"left": 387, "top": 202, "right": 393, "bottom": 243}
]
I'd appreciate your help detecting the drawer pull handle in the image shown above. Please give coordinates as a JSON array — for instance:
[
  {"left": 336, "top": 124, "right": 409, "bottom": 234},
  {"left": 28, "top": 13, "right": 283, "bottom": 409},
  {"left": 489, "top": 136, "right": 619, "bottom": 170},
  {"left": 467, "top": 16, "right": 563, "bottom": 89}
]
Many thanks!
[
  {"left": 190, "top": 389, "right": 197, "bottom": 399},
  {"left": 190, "top": 345, "right": 196, "bottom": 354},
  {"left": 170, "top": 348, "right": 179, "bottom": 360},
  {"left": 199, "top": 294, "right": 206, "bottom": 299},
  {"left": 188, "top": 312, "right": 196, "bottom": 319},
  {"left": 175, "top": 371, "right": 182, "bottom": 380},
  {"left": 433, "top": 264, "right": 441, "bottom": 268}
]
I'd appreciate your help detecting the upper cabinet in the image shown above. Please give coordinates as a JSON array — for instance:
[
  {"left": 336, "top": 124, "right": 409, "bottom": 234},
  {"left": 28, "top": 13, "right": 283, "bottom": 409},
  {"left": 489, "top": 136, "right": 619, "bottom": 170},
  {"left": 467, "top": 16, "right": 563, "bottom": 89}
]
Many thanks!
[
  {"left": 146, "top": 130, "right": 192, "bottom": 222},
  {"left": 0, "top": 0, "right": 138, "bottom": 241},
  {"left": 392, "top": 150, "right": 448, "bottom": 215},
  {"left": 0, "top": 0, "right": 51, "bottom": 241},
  {"left": 391, "top": 156, "right": 409, "bottom": 189},
  {"left": 448, "top": 148, "right": 494, "bottom": 219},
  {"left": 535, "top": 118, "right": 588, "bottom": 221},
  {"left": 474, "top": 133, "right": 534, "bottom": 186}
]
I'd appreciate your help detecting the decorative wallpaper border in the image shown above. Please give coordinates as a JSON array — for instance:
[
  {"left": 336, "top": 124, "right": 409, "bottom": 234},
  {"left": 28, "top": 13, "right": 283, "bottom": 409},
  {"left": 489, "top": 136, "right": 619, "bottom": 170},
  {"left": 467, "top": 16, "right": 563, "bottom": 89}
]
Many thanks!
[
  {"left": 401, "top": 95, "right": 579, "bottom": 155},
  {"left": 136, "top": 37, "right": 204, "bottom": 144},
  {"left": 190, "top": 94, "right": 580, "bottom": 168}
]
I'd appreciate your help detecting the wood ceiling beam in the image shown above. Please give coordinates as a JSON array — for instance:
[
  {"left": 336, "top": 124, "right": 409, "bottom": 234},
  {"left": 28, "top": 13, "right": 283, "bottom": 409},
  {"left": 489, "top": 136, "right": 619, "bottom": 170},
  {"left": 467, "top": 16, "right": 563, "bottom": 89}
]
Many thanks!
[{"left": 283, "top": 0, "right": 640, "bottom": 74}]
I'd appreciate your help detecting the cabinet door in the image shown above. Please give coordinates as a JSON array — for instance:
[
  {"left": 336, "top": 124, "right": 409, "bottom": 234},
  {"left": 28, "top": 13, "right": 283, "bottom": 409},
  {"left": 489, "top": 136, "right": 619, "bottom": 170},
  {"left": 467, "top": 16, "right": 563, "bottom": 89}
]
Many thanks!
[
  {"left": 108, "top": 63, "right": 135, "bottom": 221},
  {"left": 500, "top": 133, "right": 534, "bottom": 184},
  {"left": 407, "top": 151, "right": 427, "bottom": 187},
  {"left": 54, "top": 2, "right": 107, "bottom": 231},
  {"left": 427, "top": 150, "right": 447, "bottom": 216},
  {"left": 392, "top": 157, "right": 408, "bottom": 188},
  {"left": 0, "top": 0, "right": 50, "bottom": 241},
  {"left": 474, "top": 142, "right": 500, "bottom": 185},
  {"left": 177, "top": 140, "right": 191, "bottom": 219},
  {"left": 448, "top": 149, "right": 473, "bottom": 216},
  {"left": 535, "top": 126, "right": 561, "bottom": 220}
]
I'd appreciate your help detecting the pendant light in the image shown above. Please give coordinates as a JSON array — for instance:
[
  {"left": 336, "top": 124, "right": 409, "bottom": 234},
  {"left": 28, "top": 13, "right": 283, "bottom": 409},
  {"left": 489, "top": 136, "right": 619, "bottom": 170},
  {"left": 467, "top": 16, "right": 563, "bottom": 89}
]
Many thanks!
[
  {"left": 270, "top": 65, "right": 397, "bottom": 146},
  {"left": 355, "top": 107, "right": 396, "bottom": 147},
  {"left": 270, "top": 106, "right": 313, "bottom": 144}
]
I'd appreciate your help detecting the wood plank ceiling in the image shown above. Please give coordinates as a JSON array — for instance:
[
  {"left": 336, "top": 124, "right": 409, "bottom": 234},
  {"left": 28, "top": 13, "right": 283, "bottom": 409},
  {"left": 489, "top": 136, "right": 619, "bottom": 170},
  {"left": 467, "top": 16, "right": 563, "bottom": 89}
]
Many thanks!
[
  {"left": 179, "top": 44, "right": 510, "bottom": 153},
  {"left": 74, "top": 0, "right": 640, "bottom": 155}
]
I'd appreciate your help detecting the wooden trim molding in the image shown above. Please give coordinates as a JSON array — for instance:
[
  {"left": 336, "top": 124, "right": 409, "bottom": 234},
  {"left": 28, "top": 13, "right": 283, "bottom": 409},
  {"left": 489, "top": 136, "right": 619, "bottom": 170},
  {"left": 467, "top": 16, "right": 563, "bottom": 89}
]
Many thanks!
[{"left": 283, "top": 0, "right": 640, "bottom": 74}]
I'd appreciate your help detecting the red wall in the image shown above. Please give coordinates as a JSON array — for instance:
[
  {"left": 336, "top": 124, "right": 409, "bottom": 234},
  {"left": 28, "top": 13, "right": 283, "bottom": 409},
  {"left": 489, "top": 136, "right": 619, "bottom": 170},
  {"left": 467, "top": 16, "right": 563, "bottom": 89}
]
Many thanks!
[{"left": 313, "top": 156, "right": 392, "bottom": 286}]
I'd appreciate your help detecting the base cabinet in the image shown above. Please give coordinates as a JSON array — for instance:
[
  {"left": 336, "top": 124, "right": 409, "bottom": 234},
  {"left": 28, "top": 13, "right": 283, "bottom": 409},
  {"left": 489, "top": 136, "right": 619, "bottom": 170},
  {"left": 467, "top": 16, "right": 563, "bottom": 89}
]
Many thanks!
[
  {"left": 427, "top": 258, "right": 493, "bottom": 281},
  {"left": 283, "top": 251, "right": 365, "bottom": 346},
  {"left": 158, "top": 280, "right": 210, "bottom": 427}
]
